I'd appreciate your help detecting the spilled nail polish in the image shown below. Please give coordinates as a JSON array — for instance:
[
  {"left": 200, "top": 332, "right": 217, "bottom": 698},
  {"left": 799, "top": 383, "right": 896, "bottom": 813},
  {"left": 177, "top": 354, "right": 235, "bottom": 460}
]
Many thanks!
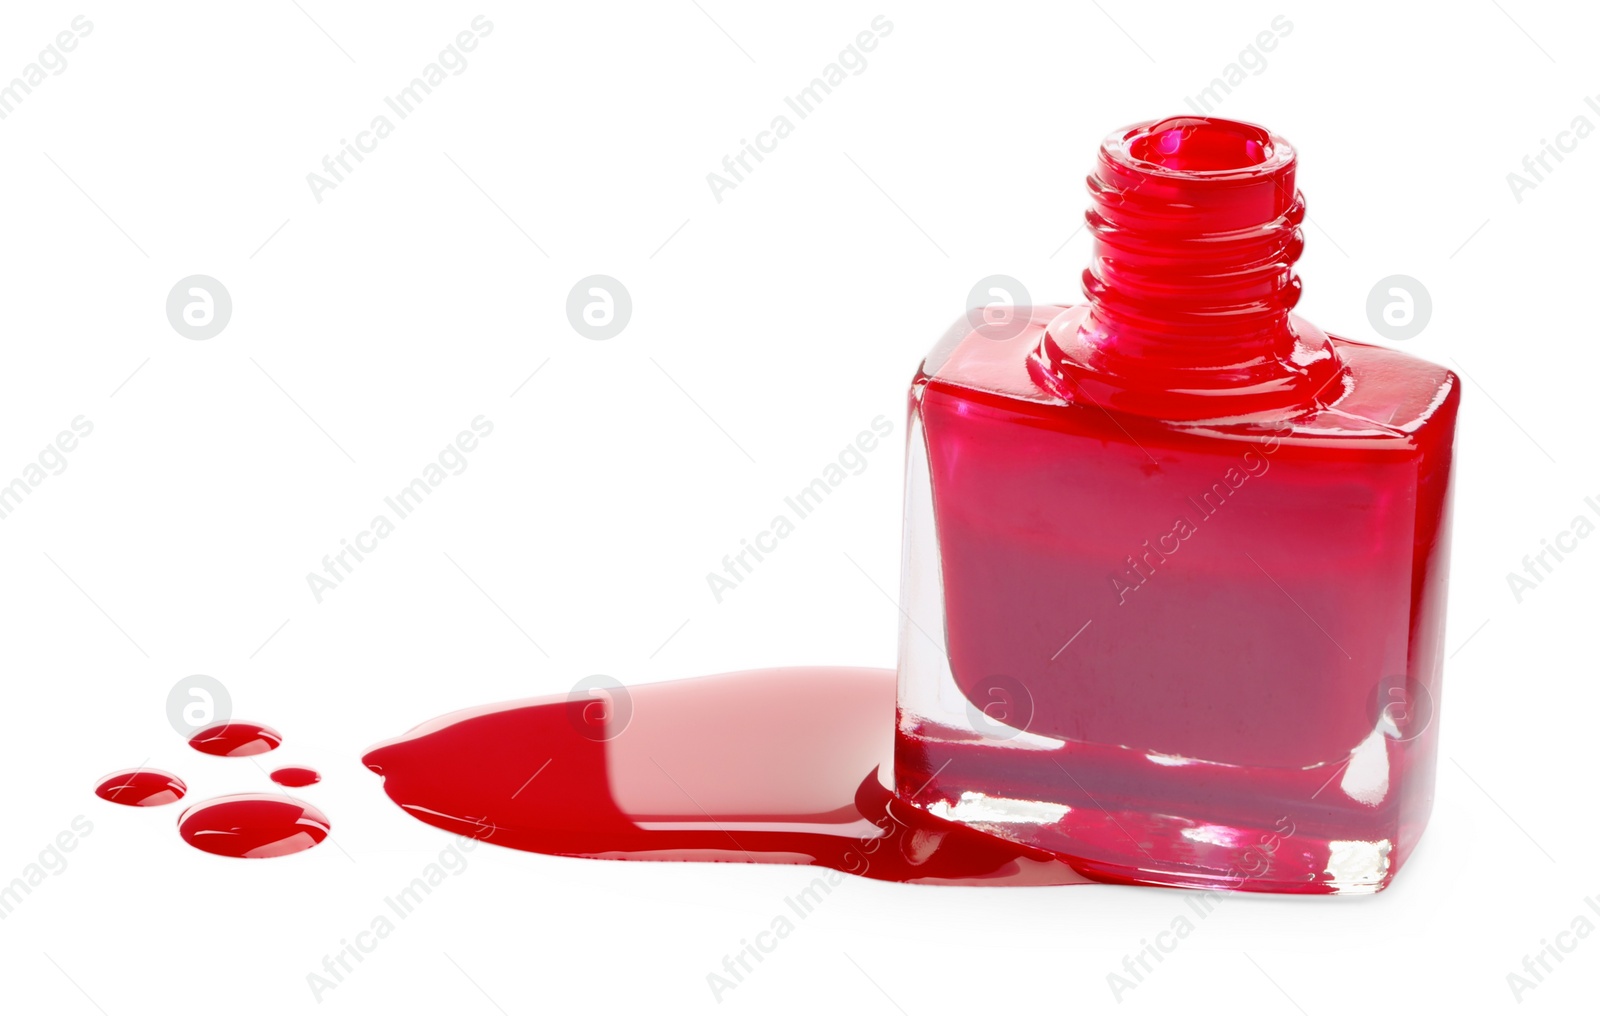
[
  {"left": 271, "top": 766, "right": 321, "bottom": 788},
  {"left": 95, "top": 768, "right": 187, "bottom": 807},
  {"left": 189, "top": 721, "right": 283, "bottom": 757},
  {"left": 364, "top": 667, "right": 1089, "bottom": 885},
  {"left": 177, "top": 793, "right": 331, "bottom": 858}
]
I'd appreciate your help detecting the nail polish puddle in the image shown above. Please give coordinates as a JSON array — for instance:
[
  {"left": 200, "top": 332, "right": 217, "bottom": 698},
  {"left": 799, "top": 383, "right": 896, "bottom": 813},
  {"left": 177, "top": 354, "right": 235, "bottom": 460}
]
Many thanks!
[
  {"left": 95, "top": 768, "right": 187, "bottom": 807},
  {"left": 177, "top": 793, "right": 331, "bottom": 858},
  {"left": 364, "top": 667, "right": 1088, "bottom": 885},
  {"left": 189, "top": 721, "right": 283, "bottom": 757},
  {"left": 270, "top": 766, "right": 321, "bottom": 788}
]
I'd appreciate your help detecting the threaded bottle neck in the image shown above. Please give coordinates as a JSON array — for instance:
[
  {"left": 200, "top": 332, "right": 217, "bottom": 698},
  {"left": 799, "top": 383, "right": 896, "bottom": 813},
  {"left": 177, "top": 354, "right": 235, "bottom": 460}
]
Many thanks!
[
  {"left": 1033, "top": 117, "right": 1344, "bottom": 422},
  {"left": 1082, "top": 117, "right": 1304, "bottom": 369}
]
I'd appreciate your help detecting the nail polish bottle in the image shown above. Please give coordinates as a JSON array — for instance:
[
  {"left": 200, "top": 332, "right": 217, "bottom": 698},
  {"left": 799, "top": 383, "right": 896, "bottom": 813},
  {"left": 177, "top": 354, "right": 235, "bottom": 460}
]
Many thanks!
[{"left": 893, "top": 117, "right": 1459, "bottom": 893}]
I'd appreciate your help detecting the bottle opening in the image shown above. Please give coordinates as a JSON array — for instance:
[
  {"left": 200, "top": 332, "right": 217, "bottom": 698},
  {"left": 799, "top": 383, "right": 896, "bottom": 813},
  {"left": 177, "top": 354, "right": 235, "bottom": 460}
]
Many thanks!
[
  {"left": 1126, "top": 118, "right": 1273, "bottom": 176},
  {"left": 1121, "top": 116, "right": 1278, "bottom": 175}
]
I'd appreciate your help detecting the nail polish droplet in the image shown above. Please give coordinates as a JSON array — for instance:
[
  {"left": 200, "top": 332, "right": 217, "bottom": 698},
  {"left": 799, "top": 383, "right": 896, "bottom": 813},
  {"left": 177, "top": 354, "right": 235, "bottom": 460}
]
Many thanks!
[
  {"left": 95, "top": 768, "right": 187, "bottom": 807},
  {"left": 270, "top": 766, "right": 321, "bottom": 788},
  {"left": 189, "top": 721, "right": 283, "bottom": 757},
  {"left": 177, "top": 793, "right": 330, "bottom": 858}
]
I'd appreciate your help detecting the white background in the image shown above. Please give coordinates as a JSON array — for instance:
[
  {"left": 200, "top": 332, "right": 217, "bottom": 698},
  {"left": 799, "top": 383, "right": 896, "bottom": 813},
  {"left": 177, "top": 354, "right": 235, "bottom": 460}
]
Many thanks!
[{"left": 0, "top": 1, "right": 1593, "bottom": 1012}]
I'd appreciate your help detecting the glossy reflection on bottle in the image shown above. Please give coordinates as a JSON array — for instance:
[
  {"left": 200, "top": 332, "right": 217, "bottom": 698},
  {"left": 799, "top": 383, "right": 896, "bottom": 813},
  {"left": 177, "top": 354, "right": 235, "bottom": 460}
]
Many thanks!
[
  {"left": 188, "top": 721, "right": 283, "bottom": 757},
  {"left": 894, "top": 116, "right": 1459, "bottom": 894},
  {"left": 363, "top": 668, "right": 1090, "bottom": 886},
  {"left": 177, "top": 793, "right": 330, "bottom": 858},
  {"left": 95, "top": 768, "right": 187, "bottom": 807}
]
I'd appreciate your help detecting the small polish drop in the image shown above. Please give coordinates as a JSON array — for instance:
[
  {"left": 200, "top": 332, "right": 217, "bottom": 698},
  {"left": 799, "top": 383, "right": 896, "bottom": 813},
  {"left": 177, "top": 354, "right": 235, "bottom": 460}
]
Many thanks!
[
  {"left": 95, "top": 768, "right": 187, "bottom": 807},
  {"left": 177, "top": 793, "right": 330, "bottom": 858},
  {"left": 270, "top": 766, "right": 320, "bottom": 788},
  {"left": 189, "top": 721, "right": 282, "bottom": 757}
]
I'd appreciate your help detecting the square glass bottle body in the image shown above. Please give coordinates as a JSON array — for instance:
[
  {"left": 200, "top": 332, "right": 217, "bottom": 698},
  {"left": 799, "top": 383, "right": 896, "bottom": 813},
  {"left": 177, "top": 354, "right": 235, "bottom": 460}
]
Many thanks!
[{"left": 893, "top": 307, "right": 1459, "bottom": 893}]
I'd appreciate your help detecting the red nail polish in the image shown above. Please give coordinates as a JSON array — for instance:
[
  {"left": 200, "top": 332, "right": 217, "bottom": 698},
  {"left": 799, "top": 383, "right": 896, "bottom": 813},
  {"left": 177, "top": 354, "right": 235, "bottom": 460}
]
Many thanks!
[{"left": 894, "top": 117, "right": 1460, "bottom": 893}]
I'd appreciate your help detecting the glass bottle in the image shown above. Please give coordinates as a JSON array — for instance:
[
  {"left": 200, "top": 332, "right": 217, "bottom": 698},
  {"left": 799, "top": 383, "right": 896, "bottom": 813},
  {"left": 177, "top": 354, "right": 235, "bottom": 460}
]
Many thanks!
[{"left": 893, "top": 116, "right": 1459, "bottom": 894}]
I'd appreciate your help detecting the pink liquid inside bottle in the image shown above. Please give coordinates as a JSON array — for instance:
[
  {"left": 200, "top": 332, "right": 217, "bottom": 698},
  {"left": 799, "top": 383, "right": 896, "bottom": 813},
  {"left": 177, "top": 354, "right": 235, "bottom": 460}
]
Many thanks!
[{"left": 891, "top": 117, "right": 1459, "bottom": 893}]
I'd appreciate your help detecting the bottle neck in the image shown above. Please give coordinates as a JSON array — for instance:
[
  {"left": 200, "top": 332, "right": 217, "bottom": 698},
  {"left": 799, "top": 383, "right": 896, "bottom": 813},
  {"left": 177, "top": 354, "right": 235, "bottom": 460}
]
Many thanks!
[{"left": 1035, "top": 117, "right": 1344, "bottom": 422}]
